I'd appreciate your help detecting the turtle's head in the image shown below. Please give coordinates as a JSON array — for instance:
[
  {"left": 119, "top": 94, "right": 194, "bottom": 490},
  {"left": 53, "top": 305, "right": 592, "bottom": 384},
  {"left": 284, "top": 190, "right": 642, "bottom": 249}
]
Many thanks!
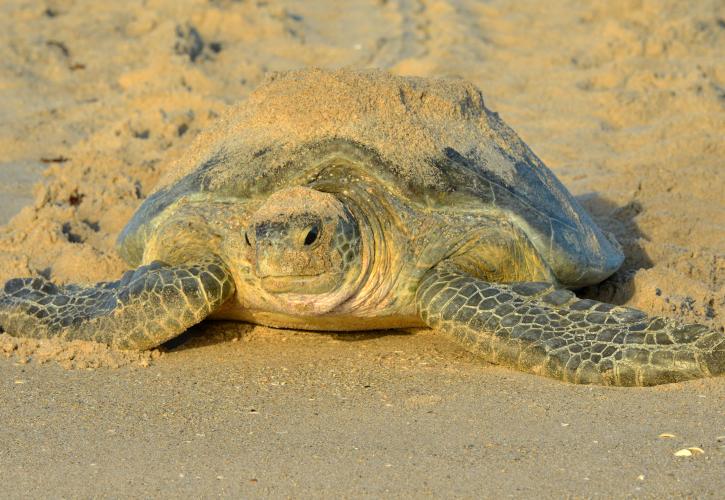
[{"left": 244, "top": 186, "right": 363, "bottom": 301}]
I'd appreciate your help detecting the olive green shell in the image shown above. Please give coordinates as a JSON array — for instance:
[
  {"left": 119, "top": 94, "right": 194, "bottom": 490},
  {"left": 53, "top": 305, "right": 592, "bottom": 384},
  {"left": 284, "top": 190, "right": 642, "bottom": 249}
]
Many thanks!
[{"left": 118, "top": 69, "right": 623, "bottom": 286}]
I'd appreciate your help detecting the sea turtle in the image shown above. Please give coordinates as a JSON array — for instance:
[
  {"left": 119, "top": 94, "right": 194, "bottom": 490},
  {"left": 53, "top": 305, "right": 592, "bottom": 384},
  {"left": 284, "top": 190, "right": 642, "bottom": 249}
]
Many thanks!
[{"left": 0, "top": 69, "right": 722, "bottom": 386}]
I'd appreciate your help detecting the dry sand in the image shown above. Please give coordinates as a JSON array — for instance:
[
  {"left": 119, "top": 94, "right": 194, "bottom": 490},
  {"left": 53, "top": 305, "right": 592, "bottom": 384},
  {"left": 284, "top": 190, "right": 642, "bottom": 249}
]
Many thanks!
[{"left": 0, "top": 0, "right": 723, "bottom": 497}]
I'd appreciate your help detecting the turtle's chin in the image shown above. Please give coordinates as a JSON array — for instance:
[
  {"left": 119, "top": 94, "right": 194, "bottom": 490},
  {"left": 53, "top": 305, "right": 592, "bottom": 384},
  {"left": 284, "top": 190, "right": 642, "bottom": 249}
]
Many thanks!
[
  {"left": 260, "top": 272, "right": 343, "bottom": 295},
  {"left": 255, "top": 269, "right": 364, "bottom": 317}
]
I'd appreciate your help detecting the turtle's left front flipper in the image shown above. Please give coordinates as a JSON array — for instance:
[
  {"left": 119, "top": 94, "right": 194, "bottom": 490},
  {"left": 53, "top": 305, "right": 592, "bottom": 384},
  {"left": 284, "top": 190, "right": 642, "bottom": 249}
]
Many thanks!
[
  {"left": 0, "top": 258, "right": 235, "bottom": 350},
  {"left": 416, "top": 264, "right": 724, "bottom": 386}
]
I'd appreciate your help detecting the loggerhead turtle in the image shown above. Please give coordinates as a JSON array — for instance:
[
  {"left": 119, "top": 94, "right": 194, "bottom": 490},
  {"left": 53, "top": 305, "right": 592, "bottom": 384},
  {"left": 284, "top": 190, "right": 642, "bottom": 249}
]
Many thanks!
[{"left": 0, "top": 69, "right": 722, "bottom": 386}]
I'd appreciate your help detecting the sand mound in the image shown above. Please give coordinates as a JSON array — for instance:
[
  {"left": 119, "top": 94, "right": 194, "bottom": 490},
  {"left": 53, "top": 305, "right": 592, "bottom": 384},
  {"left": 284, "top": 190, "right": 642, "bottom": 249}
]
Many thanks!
[{"left": 0, "top": 333, "right": 161, "bottom": 369}]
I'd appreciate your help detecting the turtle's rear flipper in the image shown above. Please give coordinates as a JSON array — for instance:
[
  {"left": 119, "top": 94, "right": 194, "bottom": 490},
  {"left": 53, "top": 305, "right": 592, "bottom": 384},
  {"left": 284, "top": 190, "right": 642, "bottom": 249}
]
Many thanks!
[
  {"left": 0, "top": 259, "right": 235, "bottom": 350},
  {"left": 417, "top": 264, "right": 724, "bottom": 386}
]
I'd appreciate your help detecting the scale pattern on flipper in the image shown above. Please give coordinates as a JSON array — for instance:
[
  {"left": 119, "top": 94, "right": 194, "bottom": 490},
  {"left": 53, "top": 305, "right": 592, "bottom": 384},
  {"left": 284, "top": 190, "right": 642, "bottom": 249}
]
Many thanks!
[
  {"left": 416, "top": 264, "right": 724, "bottom": 386},
  {"left": 0, "top": 259, "right": 235, "bottom": 350}
]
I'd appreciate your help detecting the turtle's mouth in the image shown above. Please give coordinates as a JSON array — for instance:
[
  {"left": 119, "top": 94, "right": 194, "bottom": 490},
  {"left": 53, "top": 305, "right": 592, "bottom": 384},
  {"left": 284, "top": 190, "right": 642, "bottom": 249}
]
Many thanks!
[{"left": 260, "top": 272, "right": 341, "bottom": 294}]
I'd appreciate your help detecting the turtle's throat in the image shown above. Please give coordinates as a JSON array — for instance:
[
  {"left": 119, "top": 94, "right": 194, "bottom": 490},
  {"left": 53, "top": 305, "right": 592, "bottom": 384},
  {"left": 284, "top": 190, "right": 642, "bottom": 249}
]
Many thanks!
[{"left": 331, "top": 193, "right": 396, "bottom": 317}]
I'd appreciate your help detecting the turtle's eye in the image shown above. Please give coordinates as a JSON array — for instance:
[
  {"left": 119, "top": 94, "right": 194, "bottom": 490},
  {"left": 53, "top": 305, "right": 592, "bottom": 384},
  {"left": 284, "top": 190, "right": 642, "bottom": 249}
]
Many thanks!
[
  {"left": 303, "top": 225, "right": 319, "bottom": 246},
  {"left": 244, "top": 231, "right": 251, "bottom": 246}
]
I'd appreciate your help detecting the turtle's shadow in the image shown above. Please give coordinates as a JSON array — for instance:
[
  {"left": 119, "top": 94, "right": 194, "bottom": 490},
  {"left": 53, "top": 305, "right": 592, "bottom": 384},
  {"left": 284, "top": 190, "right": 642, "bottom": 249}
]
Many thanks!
[
  {"left": 319, "top": 329, "right": 414, "bottom": 341},
  {"left": 161, "top": 321, "right": 244, "bottom": 350},
  {"left": 162, "top": 321, "right": 412, "bottom": 351},
  {"left": 574, "top": 192, "right": 653, "bottom": 304}
]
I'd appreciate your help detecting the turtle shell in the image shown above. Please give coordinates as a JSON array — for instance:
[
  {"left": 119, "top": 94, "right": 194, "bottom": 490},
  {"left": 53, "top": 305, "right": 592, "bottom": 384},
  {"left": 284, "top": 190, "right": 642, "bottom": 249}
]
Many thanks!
[{"left": 118, "top": 68, "right": 623, "bottom": 286}]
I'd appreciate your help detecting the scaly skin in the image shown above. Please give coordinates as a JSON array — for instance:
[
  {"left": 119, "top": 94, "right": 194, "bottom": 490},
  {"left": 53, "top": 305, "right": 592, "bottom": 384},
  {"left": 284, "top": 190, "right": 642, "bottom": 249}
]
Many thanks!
[
  {"left": 416, "top": 263, "right": 725, "bottom": 386},
  {"left": 0, "top": 258, "right": 235, "bottom": 350}
]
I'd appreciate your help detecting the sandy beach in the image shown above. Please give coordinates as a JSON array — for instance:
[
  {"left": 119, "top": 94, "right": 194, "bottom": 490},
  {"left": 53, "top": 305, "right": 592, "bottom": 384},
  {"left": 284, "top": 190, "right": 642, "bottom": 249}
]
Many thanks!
[{"left": 0, "top": 0, "right": 723, "bottom": 497}]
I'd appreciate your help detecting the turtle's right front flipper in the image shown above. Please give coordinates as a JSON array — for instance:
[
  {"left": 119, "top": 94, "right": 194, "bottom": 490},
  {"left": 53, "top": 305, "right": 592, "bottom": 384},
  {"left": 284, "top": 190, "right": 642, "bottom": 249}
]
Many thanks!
[
  {"left": 0, "top": 258, "right": 235, "bottom": 350},
  {"left": 417, "top": 264, "right": 724, "bottom": 386}
]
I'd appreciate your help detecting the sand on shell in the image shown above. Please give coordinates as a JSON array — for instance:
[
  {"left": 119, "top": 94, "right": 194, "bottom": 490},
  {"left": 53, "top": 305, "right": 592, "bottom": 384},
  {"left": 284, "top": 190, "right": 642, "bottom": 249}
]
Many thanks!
[{"left": 0, "top": 0, "right": 723, "bottom": 497}]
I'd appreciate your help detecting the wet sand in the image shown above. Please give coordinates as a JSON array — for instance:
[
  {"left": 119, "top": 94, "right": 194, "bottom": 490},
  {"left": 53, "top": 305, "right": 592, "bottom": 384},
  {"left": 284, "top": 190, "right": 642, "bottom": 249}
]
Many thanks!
[{"left": 1, "top": 0, "right": 723, "bottom": 497}]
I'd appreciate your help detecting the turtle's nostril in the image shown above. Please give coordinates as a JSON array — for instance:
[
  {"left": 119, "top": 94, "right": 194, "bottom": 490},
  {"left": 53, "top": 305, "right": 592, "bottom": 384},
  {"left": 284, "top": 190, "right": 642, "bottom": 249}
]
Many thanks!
[{"left": 304, "top": 225, "right": 320, "bottom": 246}]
